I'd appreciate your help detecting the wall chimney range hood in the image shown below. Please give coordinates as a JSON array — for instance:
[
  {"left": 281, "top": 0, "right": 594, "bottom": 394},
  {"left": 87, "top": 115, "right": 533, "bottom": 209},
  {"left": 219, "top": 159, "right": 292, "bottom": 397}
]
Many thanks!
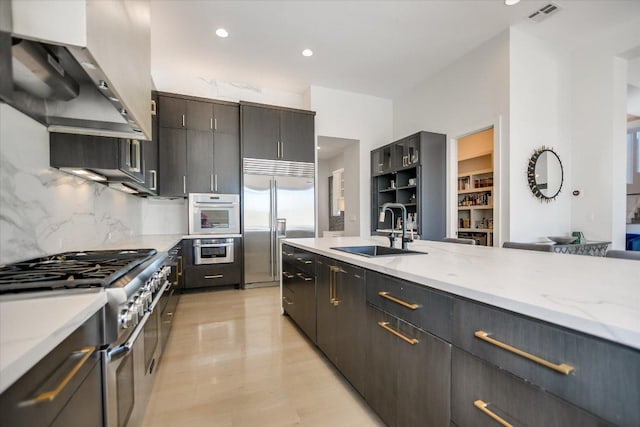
[{"left": 1, "top": 0, "right": 152, "bottom": 140}]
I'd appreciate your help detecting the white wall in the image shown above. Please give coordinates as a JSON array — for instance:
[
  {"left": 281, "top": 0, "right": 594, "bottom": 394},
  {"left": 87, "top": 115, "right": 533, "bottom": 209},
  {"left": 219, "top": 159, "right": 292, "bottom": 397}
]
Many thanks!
[
  {"left": 570, "top": 17, "right": 640, "bottom": 249},
  {"left": 141, "top": 198, "right": 188, "bottom": 235},
  {"left": 0, "top": 105, "right": 142, "bottom": 263},
  {"left": 393, "top": 32, "right": 509, "bottom": 243},
  {"left": 309, "top": 86, "right": 393, "bottom": 236},
  {"left": 342, "top": 142, "right": 360, "bottom": 236},
  {"left": 508, "top": 28, "right": 572, "bottom": 242}
]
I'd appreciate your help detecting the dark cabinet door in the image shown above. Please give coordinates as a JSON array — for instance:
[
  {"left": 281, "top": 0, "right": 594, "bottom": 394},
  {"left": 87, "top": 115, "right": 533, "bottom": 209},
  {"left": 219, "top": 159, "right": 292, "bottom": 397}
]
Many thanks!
[
  {"left": 241, "top": 104, "right": 279, "bottom": 160},
  {"left": 451, "top": 348, "right": 609, "bottom": 427},
  {"left": 333, "top": 264, "right": 366, "bottom": 395},
  {"left": 186, "top": 130, "right": 214, "bottom": 194},
  {"left": 158, "top": 96, "right": 186, "bottom": 129},
  {"left": 187, "top": 100, "right": 213, "bottom": 131},
  {"left": 158, "top": 128, "right": 187, "bottom": 197},
  {"left": 279, "top": 110, "right": 315, "bottom": 162},
  {"left": 213, "top": 104, "right": 240, "bottom": 194},
  {"left": 396, "top": 320, "right": 451, "bottom": 427},
  {"left": 316, "top": 257, "right": 338, "bottom": 362},
  {"left": 366, "top": 306, "right": 398, "bottom": 427},
  {"left": 144, "top": 94, "right": 159, "bottom": 193}
]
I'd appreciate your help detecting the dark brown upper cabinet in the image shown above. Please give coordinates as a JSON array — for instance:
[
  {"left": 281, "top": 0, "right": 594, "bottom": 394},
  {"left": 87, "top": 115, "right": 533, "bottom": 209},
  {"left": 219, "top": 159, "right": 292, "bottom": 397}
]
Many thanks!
[{"left": 241, "top": 102, "right": 315, "bottom": 163}]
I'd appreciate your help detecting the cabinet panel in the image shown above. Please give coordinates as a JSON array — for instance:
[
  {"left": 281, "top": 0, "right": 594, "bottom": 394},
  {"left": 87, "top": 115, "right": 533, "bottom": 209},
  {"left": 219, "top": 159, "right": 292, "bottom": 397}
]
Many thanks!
[
  {"left": 453, "top": 299, "right": 640, "bottom": 426},
  {"left": 366, "top": 270, "right": 453, "bottom": 341},
  {"left": 186, "top": 100, "right": 213, "bottom": 131},
  {"left": 241, "top": 105, "right": 279, "bottom": 160},
  {"left": 316, "top": 257, "right": 338, "bottom": 361},
  {"left": 396, "top": 320, "right": 451, "bottom": 427},
  {"left": 279, "top": 110, "right": 315, "bottom": 162},
  {"left": 184, "top": 263, "right": 241, "bottom": 288},
  {"left": 282, "top": 259, "right": 316, "bottom": 342},
  {"left": 451, "top": 348, "right": 610, "bottom": 427},
  {"left": 158, "top": 128, "right": 187, "bottom": 197},
  {"left": 214, "top": 103, "right": 239, "bottom": 135},
  {"left": 213, "top": 131, "right": 240, "bottom": 194},
  {"left": 158, "top": 96, "right": 186, "bottom": 129},
  {"left": 50, "top": 361, "right": 102, "bottom": 427},
  {"left": 365, "top": 306, "right": 398, "bottom": 427},
  {"left": 186, "top": 129, "right": 214, "bottom": 194}
]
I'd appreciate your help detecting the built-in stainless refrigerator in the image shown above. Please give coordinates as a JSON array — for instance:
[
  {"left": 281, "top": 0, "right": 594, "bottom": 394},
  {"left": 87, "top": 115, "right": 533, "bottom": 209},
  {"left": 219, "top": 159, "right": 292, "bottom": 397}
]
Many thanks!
[{"left": 243, "top": 159, "right": 315, "bottom": 287}]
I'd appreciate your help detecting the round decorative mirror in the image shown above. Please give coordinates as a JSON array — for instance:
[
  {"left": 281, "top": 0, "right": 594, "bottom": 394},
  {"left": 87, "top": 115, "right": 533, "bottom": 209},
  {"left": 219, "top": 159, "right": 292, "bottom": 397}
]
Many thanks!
[{"left": 527, "top": 147, "right": 563, "bottom": 201}]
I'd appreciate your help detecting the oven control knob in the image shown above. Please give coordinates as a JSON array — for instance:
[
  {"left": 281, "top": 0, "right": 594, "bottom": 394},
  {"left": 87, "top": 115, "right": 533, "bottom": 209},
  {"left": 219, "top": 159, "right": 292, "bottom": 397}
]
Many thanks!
[
  {"left": 132, "top": 298, "right": 144, "bottom": 318},
  {"left": 140, "top": 290, "right": 152, "bottom": 310},
  {"left": 119, "top": 309, "right": 133, "bottom": 329}
]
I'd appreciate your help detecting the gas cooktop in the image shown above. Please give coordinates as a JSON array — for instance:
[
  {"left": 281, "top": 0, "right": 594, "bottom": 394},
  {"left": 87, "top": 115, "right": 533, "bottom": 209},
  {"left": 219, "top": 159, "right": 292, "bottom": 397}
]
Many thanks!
[{"left": 0, "top": 249, "right": 157, "bottom": 293}]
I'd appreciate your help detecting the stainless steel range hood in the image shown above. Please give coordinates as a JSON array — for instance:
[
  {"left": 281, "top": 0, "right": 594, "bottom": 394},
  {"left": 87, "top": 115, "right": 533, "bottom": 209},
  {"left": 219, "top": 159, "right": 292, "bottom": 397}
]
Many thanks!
[{"left": 2, "top": 0, "right": 151, "bottom": 140}]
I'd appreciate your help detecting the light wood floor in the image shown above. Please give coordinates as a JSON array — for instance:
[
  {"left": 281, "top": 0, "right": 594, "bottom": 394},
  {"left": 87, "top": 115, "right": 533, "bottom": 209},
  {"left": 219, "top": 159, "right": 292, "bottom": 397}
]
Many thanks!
[{"left": 142, "top": 287, "right": 385, "bottom": 427}]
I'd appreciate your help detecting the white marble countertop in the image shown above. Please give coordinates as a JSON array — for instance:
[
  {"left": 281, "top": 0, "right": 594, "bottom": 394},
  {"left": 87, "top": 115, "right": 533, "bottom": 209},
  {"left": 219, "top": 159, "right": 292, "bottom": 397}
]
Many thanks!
[
  {"left": 0, "top": 290, "right": 107, "bottom": 393},
  {"left": 283, "top": 237, "right": 640, "bottom": 350}
]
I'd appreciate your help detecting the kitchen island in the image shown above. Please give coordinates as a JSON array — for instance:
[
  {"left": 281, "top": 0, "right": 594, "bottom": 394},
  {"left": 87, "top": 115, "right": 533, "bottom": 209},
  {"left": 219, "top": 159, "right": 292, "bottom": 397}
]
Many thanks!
[{"left": 281, "top": 236, "right": 640, "bottom": 427}]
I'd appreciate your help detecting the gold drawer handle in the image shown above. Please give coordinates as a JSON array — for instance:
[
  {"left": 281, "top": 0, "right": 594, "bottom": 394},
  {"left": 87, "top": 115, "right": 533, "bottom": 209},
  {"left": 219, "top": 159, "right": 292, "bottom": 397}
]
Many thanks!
[
  {"left": 377, "top": 321, "right": 419, "bottom": 345},
  {"left": 282, "top": 271, "right": 295, "bottom": 279},
  {"left": 296, "top": 257, "right": 312, "bottom": 264},
  {"left": 474, "top": 400, "right": 513, "bottom": 427},
  {"left": 474, "top": 330, "right": 574, "bottom": 375},
  {"left": 296, "top": 272, "right": 313, "bottom": 282},
  {"left": 282, "top": 296, "right": 293, "bottom": 305},
  {"left": 20, "top": 346, "right": 95, "bottom": 406},
  {"left": 378, "top": 291, "right": 420, "bottom": 310}
]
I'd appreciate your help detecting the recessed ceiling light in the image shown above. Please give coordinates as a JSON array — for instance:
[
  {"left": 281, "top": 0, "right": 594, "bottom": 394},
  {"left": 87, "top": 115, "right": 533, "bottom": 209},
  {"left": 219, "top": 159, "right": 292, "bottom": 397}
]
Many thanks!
[
  {"left": 504, "top": 0, "right": 520, "bottom": 5},
  {"left": 302, "top": 49, "right": 313, "bottom": 57},
  {"left": 216, "top": 28, "right": 229, "bottom": 38}
]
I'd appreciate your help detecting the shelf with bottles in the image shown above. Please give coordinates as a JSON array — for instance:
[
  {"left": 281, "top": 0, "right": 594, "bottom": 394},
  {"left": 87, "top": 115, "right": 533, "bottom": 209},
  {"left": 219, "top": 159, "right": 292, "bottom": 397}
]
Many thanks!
[
  {"left": 457, "top": 191, "right": 492, "bottom": 208},
  {"left": 457, "top": 168, "right": 493, "bottom": 193}
]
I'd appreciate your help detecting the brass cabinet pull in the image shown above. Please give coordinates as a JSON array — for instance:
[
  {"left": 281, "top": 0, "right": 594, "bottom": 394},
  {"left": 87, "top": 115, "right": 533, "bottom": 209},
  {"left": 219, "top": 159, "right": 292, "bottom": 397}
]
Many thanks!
[
  {"left": 474, "top": 400, "right": 513, "bottom": 427},
  {"left": 377, "top": 322, "right": 419, "bottom": 345},
  {"left": 296, "top": 273, "right": 313, "bottom": 282},
  {"left": 329, "top": 266, "right": 342, "bottom": 306},
  {"left": 204, "top": 274, "right": 223, "bottom": 279},
  {"left": 283, "top": 251, "right": 294, "bottom": 256},
  {"left": 474, "top": 330, "right": 574, "bottom": 375},
  {"left": 378, "top": 291, "right": 420, "bottom": 310},
  {"left": 20, "top": 346, "right": 95, "bottom": 406},
  {"left": 282, "top": 296, "right": 293, "bottom": 305},
  {"left": 151, "top": 99, "right": 157, "bottom": 115},
  {"left": 282, "top": 271, "right": 295, "bottom": 279},
  {"left": 177, "top": 256, "right": 183, "bottom": 277},
  {"left": 296, "top": 257, "right": 312, "bottom": 264}
]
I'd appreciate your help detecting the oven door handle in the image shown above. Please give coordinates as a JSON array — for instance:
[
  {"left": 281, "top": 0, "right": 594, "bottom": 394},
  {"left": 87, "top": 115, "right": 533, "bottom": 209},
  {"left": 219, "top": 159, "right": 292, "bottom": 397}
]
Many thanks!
[{"left": 107, "top": 311, "right": 149, "bottom": 362}]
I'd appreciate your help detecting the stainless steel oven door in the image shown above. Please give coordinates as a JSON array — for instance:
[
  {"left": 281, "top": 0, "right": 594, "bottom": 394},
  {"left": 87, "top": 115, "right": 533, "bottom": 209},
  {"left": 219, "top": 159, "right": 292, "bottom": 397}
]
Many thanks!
[
  {"left": 193, "top": 238, "right": 234, "bottom": 265},
  {"left": 188, "top": 193, "right": 239, "bottom": 235}
]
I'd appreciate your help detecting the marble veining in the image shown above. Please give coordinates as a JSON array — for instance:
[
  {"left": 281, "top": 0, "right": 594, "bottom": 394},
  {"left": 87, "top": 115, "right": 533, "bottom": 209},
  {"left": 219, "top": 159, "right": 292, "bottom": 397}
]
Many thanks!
[{"left": 0, "top": 105, "right": 142, "bottom": 264}]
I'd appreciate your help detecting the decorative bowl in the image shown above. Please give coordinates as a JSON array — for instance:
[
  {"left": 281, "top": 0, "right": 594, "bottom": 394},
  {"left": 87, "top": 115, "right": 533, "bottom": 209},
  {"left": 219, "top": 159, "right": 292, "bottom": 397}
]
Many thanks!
[{"left": 547, "top": 236, "right": 576, "bottom": 244}]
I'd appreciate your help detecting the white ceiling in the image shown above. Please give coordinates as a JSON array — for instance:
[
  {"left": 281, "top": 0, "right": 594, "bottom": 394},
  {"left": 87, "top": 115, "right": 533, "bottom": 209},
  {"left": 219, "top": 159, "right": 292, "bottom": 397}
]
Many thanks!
[{"left": 150, "top": 0, "right": 640, "bottom": 99}]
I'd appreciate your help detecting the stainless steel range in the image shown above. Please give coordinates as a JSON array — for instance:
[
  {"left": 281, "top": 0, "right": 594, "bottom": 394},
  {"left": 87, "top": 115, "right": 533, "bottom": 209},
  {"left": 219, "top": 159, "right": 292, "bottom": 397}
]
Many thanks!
[{"left": 0, "top": 248, "right": 174, "bottom": 427}]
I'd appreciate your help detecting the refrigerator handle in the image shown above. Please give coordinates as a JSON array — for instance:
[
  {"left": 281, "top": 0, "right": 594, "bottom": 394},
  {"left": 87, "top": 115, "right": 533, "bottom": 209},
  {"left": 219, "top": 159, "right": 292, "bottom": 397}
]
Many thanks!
[
  {"left": 269, "top": 179, "right": 275, "bottom": 279},
  {"left": 273, "top": 179, "right": 279, "bottom": 280}
]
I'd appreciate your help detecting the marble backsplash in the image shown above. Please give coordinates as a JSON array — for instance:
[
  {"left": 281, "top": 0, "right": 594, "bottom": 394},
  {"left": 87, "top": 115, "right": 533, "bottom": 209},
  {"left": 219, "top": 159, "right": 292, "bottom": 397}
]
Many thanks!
[{"left": 0, "top": 105, "right": 143, "bottom": 264}]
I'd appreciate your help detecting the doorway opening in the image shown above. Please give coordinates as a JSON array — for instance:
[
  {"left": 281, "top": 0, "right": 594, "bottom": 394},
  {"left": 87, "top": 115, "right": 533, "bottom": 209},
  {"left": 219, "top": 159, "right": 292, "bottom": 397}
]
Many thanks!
[
  {"left": 625, "top": 55, "right": 640, "bottom": 250},
  {"left": 454, "top": 127, "right": 496, "bottom": 246},
  {"left": 317, "top": 136, "right": 360, "bottom": 237}
]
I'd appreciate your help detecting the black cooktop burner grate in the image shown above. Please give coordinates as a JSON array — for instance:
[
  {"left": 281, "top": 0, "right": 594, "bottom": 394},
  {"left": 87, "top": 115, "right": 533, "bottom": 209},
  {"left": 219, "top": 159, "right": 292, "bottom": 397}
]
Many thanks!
[{"left": 0, "top": 249, "right": 157, "bottom": 293}]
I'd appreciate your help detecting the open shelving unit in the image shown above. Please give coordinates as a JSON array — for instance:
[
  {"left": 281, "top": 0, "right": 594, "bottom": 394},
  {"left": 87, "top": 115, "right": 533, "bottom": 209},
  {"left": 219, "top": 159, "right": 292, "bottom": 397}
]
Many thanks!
[
  {"left": 371, "top": 131, "right": 446, "bottom": 239},
  {"left": 456, "top": 129, "right": 495, "bottom": 246}
]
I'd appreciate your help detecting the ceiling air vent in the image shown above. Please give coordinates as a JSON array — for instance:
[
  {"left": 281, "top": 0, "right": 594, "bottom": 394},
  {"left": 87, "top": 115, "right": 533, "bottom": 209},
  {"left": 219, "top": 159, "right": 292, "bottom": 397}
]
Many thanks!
[{"left": 528, "top": 3, "right": 561, "bottom": 23}]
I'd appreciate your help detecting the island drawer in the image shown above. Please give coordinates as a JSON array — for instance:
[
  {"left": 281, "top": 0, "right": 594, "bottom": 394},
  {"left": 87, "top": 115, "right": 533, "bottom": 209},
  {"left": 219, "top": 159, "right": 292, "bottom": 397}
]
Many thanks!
[
  {"left": 451, "top": 348, "right": 610, "bottom": 427},
  {"left": 282, "top": 244, "right": 315, "bottom": 276},
  {"left": 453, "top": 299, "right": 640, "bottom": 426},
  {"left": 366, "top": 270, "right": 453, "bottom": 341}
]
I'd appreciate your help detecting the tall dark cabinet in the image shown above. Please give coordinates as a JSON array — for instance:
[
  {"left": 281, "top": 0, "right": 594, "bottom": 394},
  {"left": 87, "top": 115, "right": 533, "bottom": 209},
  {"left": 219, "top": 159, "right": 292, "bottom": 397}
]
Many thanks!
[
  {"left": 156, "top": 93, "right": 240, "bottom": 197},
  {"left": 240, "top": 102, "right": 315, "bottom": 163},
  {"left": 371, "top": 131, "right": 446, "bottom": 240}
]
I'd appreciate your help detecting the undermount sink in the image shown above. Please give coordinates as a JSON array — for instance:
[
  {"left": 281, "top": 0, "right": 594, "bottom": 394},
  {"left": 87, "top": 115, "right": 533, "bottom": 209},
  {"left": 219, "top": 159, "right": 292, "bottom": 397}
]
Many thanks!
[{"left": 331, "top": 245, "right": 424, "bottom": 257}]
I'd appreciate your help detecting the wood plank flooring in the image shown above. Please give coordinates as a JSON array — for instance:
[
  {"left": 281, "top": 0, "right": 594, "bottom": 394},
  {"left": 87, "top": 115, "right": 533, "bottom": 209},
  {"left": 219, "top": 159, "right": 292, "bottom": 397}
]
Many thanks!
[{"left": 142, "top": 288, "right": 385, "bottom": 427}]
